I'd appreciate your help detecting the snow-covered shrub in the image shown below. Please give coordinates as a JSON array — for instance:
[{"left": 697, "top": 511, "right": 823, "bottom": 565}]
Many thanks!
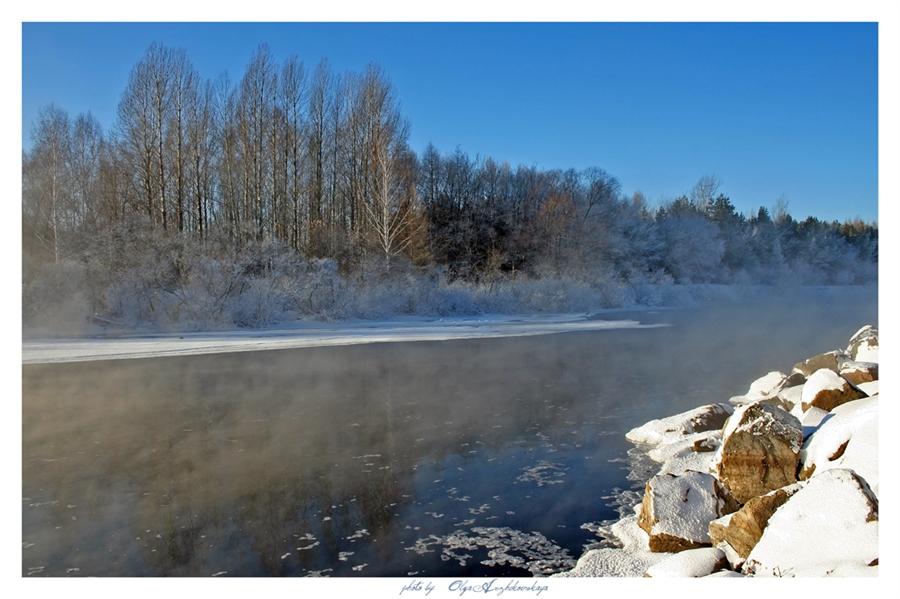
[
  {"left": 592, "top": 277, "right": 633, "bottom": 309},
  {"left": 504, "top": 277, "right": 597, "bottom": 313},
  {"left": 227, "top": 276, "right": 293, "bottom": 327},
  {"left": 629, "top": 270, "right": 674, "bottom": 306},
  {"left": 421, "top": 284, "right": 482, "bottom": 316},
  {"left": 288, "top": 258, "right": 348, "bottom": 318}
]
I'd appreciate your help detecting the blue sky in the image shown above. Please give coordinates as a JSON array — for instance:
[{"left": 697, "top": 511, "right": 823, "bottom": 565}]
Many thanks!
[{"left": 17, "top": 20, "right": 882, "bottom": 224}]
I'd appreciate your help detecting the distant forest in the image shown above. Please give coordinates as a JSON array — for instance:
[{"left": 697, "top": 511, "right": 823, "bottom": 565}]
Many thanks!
[{"left": 22, "top": 44, "right": 878, "bottom": 330}]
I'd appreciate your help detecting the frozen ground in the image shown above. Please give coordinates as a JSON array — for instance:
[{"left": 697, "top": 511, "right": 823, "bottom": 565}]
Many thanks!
[{"left": 22, "top": 311, "right": 666, "bottom": 364}]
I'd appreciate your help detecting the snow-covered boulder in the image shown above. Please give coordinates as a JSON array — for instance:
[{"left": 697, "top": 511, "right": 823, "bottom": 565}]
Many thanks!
[
  {"left": 724, "top": 483, "right": 802, "bottom": 560},
  {"left": 792, "top": 350, "right": 848, "bottom": 377},
  {"left": 728, "top": 370, "right": 806, "bottom": 408},
  {"left": 800, "top": 368, "right": 867, "bottom": 412},
  {"left": 646, "top": 430, "right": 721, "bottom": 476},
  {"left": 728, "top": 371, "right": 786, "bottom": 406},
  {"left": 643, "top": 547, "right": 728, "bottom": 577},
  {"left": 839, "top": 360, "right": 878, "bottom": 386},
  {"left": 637, "top": 470, "right": 740, "bottom": 552},
  {"left": 625, "top": 403, "right": 732, "bottom": 446},
  {"left": 799, "top": 396, "right": 878, "bottom": 496},
  {"left": 847, "top": 325, "right": 878, "bottom": 363},
  {"left": 748, "top": 371, "right": 787, "bottom": 396},
  {"left": 742, "top": 469, "right": 878, "bottom": 577},
  {"left": 715, "top": 402, "right": 803, "bottom": 503}
]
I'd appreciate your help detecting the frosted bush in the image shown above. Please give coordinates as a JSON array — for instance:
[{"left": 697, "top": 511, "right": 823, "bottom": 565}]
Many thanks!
[
  {"left": 424, "top": 286, "right": 481, "bottom": 316},
  {"left": 593, "top": 278, "right": 631, "bottom": 309},
  {"left": 228, "top": 277, "right": 291, "bottom": 327},
  {"left": 276, "top": 258, "right": 347, "bottom": 319},
  {"left": 23, "top": 215, "right": 878, "bottom": 332},
  {"left": 628, "top": 270, "right": 673, "bottom": 306},
  {"left": 471, "top": 282, "right": 519, "bottom": 314}
]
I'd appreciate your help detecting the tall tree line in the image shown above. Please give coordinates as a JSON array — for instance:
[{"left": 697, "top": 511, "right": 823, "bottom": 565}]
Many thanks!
[
  {"left": 23, "top": 42, "right": 878, "bottom": 306},
  {"left": 24, "top": 44, "right": 421, "bottom": 276}
]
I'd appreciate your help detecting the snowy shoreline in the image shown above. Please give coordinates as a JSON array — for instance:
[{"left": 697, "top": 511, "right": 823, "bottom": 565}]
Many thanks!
[
  {"left": 556, "top": 325, "right": 880, "bottom": 578},
  {"left": 21, "top": 311, "right": 667, "bottom": 365}
]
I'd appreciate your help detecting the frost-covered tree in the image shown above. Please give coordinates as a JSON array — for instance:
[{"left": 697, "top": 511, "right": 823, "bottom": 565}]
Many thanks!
[
  {"left": 23, "top": 103, "right": 72, "bottom": 268},
  {"left": 232, "top": 44, "right": 279, "bottom": 243},
  {"left": 656, "top": 199, "right": 725, "bottom": 283},
  {"left": 116, "top": 43, "right": 197, "bottom": 231},
  {"left": 689, "top": 173, "right": 723, "bottom": 213}
]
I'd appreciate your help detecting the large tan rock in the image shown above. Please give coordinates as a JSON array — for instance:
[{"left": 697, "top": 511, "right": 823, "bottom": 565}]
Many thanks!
[
  {"left": 637, "top": 470, "right": 740, "bottom": 553},
  {"left": 715, "top": 402, "right": 803, "bottom": 504},
  {"left": 707, "top": 514, "right": 743, "bottom": 570},
  {"left": 800, "top": 368, "right": 867, "bottom": 412},
  {"left": 707, "top": 513, "right": 732, "bottom": 548},
  {"left": 792, "top": 350, "right": 848, "bottom": 377},
  {"left": 724, "top": 484, "right": 802, "bottom": 559}
]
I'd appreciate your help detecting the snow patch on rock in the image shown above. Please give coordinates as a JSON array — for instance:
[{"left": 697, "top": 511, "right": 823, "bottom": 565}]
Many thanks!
[
  {"left": 625, "top": 403, "right": 732, "bottom": 446},
  {"left": 644, "top": 547, "right": 727, "bottom": 577}
]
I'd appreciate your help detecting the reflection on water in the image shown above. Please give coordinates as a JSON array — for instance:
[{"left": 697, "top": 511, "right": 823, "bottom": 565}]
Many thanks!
[{"left": 22, "top": 291, "right": 877, "bottom": 576}]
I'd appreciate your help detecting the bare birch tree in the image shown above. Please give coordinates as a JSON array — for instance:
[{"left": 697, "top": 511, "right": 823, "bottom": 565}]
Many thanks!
[
  {"left": 278, "top": 55, "right": 307, "bottom": 249},
  {"left": 24, "top": 103, "right": 71, "bottom": 266}
]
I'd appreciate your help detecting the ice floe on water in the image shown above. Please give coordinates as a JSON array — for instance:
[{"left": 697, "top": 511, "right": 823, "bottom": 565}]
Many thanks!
[
  {"left": 295, "top": 532, "right": 319, "bottom": 551},
  {"left": 516, "top": 460, "right": 568, "bottom": 486},
  {"left": 346, "top": 529, "right": 370, "bottom": 540},
  {"left": 406, "top": 526, "right": 576, "bottom": 576},
  {"left": 22, "top": 313, "right": 662, "bottom": 364},
  {"left": 304, "top": 568, "right": 332, "bottom": 577}
]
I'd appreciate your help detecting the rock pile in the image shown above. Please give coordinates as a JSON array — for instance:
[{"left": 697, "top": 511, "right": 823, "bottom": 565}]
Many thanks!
[{"left": 557, "top": 325, "right": 879, "bottom": 578}]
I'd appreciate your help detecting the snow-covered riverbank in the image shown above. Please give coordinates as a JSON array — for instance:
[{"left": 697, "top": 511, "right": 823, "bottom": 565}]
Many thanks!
[
  {"left": 21, "top": 311, "right": 665, "bottom": 364},
  {"left": 556, "top": 325, "right": 882, "bottom": 578}
]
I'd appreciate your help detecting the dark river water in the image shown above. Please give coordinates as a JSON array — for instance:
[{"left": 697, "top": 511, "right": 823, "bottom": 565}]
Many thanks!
[{"left": 22, "top": 288, "right": 877, "bottom": 577}]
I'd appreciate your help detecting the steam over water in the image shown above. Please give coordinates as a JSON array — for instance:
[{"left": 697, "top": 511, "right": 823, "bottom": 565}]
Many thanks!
[{"left": 22, "top": 289, "right": 877, "bottom": 577}]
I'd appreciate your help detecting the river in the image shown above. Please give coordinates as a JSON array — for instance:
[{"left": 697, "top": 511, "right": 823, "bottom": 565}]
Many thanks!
[{"left": 22, "top": 288, "right": 877, "bottom": 577}]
